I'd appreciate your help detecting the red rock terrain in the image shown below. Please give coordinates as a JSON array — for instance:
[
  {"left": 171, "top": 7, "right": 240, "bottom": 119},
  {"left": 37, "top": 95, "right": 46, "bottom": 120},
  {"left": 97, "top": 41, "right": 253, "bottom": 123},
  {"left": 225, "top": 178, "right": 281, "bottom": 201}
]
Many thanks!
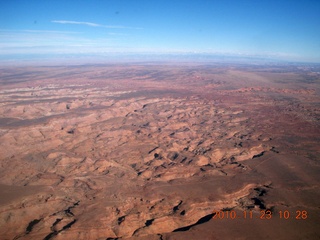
[{"left": 0, "top": 63, "right": 319, "bottom": 239}]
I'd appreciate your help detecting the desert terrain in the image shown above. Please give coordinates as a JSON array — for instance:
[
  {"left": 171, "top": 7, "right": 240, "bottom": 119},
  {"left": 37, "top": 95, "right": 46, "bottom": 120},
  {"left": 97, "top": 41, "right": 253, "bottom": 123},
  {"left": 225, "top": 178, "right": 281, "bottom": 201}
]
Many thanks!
[{"left": 0, "top": 63, "right": 319, "bottom": 240}]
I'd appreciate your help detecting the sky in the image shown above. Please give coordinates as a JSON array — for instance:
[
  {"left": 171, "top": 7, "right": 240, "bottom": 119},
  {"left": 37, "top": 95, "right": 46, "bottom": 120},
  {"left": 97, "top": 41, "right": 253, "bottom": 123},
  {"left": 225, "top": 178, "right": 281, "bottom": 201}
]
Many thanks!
[{"left": 0, "top": 0, "right": 320, "bottom": 63}]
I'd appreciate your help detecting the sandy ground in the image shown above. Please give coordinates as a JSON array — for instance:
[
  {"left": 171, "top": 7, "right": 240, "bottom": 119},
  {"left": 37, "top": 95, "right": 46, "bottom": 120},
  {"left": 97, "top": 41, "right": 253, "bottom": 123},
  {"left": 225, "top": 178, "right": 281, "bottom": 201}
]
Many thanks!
[{"left": 0, "top": 63, "right": 319, "bottom": 239}]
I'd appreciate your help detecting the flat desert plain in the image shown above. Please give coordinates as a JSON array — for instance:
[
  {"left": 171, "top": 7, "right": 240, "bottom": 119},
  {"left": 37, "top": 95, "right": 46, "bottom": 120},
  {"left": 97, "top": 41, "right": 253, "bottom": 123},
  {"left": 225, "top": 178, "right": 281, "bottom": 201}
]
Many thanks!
[{"left": 0, "top": 63, "right": 319, "bottom": 240}]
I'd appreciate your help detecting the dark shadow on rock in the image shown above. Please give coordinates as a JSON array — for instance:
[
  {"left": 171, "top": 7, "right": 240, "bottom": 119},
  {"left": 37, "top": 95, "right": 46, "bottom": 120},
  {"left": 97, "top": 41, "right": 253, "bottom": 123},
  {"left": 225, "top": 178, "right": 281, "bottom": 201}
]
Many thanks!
[{"left": 172, "top": 213, "right": 215, "bottom": 232}]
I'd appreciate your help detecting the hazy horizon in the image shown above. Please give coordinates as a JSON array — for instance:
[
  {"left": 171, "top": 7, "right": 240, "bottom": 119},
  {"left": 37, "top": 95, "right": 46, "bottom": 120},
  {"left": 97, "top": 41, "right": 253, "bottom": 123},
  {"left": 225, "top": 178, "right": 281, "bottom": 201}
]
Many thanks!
[{"left": 1, "top": 0, "right": 320, "bottom": 63}]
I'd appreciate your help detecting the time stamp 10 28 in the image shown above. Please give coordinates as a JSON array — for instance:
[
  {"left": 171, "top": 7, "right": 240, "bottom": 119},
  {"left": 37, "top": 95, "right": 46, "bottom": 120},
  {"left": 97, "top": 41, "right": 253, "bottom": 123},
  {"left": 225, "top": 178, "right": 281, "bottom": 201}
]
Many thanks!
[{"left": 212, "top": 210, "right": 308, "bottom": 220}]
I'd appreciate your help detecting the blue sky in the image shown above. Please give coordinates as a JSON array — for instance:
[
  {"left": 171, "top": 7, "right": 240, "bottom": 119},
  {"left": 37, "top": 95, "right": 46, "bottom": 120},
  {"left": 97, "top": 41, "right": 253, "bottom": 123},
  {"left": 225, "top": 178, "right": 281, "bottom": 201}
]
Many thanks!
[{"left": 1, "top": 0, "right": 320, "bottom": 62}]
